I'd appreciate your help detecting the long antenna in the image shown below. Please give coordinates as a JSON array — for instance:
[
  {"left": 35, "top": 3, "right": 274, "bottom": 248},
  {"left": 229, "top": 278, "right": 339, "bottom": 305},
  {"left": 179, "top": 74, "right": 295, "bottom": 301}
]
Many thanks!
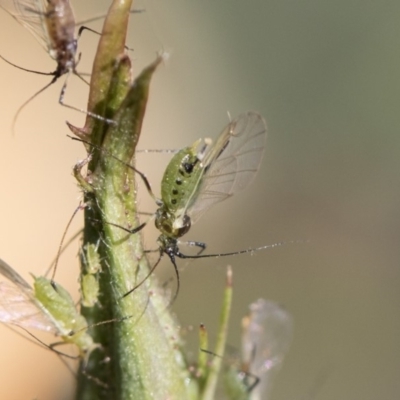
[{"left": 50, "top": 203, "right": 85, "bottom": 282}]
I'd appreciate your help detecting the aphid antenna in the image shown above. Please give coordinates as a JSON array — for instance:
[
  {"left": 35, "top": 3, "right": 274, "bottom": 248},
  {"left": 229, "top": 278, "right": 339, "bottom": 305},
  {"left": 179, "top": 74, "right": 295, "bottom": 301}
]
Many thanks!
[
  {"left": 44, "top": 228, "right": 83, "bottom": 278},
  {"left": 174, "top": 240, "right": 297, "bottom": 260},
  {"left": 124, "top": 239, "right": 297, "bottom": 299},
  {"left": 50, "top": 202, "right": 86, "bottom": 283}
]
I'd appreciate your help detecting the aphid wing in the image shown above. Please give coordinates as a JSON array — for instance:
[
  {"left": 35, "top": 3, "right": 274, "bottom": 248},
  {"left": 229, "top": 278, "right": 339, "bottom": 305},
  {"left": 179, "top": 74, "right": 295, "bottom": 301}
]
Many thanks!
[
  {"left": 0, "top": 0, "right": 51, "bottom": 53},
  {"left": 0, "top": 258, "right": 58, "bottom": 333},
  {"left": 243, "top": 299, "right": 293, "bottom": 400},
  {"left": 188, "top": 112, "right": 267, "bottom": 224},
  {"left": 0, "top": 281, "right": 57, "bottom": 332}
]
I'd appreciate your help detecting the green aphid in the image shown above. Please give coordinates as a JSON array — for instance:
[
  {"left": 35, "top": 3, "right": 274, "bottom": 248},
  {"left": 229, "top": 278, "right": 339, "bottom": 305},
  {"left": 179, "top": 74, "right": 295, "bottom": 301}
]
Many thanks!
[
  {"left": 121, "top": 112, "right": 270, "bottom": 301},
  {"left": 0, "top": 257, "right": 98, "bottom": 361},
  {"left": 74, "top": 112, "right": 277, "bottom": 303},
  {"left": 80, "top": 243, "right": 101, "bottom": 308}
]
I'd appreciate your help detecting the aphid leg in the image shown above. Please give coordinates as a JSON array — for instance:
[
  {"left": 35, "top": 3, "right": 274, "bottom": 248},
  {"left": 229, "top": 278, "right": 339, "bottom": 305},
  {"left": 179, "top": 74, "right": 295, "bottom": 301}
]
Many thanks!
[
  {"left": 121, "top": 254, "right": 162, "bottom": 299},
  {"left": 101, "top": 219, "right": 148, "bottom": 235},
  {"left": 76, "top": 8, "right": 146, "bottom": 27},
  {"left": 58, "top": 71, "right": 116, "bottom": 125},
  {"left": 77, "top": 25, "right": 101, "bottom": 39},
  {"left": 69, "top": 135, "right": 161, "bottom": 205},
  {"left": 6, "top": 325, "right": 78, "bottom": 360},
  {"left": 73, "top": 154, "right": 94, "bottom": 193},
  {"left": 163, "top": 250, "right": 181, "bottom": 306},
  {"left": 178, "top": 240, "right": 207, "bottom": 256},
  {"left": 77, "top": 26, "right": 130, "bottom": 50},
  {"left": 241, "top": 371, "right": 260, "bottom": 394}
]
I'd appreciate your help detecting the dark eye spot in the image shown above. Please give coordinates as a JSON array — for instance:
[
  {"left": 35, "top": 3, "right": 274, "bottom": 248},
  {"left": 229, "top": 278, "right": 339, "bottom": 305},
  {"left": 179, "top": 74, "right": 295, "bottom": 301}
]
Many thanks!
[
  {"left": 176, "top": 178, "right": 182, "bottom": 185},
  {"left": 171, "top": 199, "right": 177, "bottom": 205},
  {"left": 184, "top": 162, "right": 194, "bottom": 173},
  {"left": 172, "top": 189, "right": 178, "bottom": 195}
]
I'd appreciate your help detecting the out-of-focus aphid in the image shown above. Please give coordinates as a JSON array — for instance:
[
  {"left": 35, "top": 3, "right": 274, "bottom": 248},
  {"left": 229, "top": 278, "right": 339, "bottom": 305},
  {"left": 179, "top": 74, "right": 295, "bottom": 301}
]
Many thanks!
[
  {"left": 0, "top": 0, "right": 114, "bottom": 132},
  {"left": 80, "top": 242, "right": 101, "bottom": 308},
  {"left": 224, "top": 299, "right": 293, "bottom": 400},
  {"left": 0, "top": 256, "right": 99, "bottom": 361}
]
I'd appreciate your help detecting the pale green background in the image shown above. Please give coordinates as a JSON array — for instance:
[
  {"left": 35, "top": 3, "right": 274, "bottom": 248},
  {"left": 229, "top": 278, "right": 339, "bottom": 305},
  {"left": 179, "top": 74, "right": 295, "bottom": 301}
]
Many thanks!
[{"left": 0, "top": 0, "right": 399, "bottom": 399}]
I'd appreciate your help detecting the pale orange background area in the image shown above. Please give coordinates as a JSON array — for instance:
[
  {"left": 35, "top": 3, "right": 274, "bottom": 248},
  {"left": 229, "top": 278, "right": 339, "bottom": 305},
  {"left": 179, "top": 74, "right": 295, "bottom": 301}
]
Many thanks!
[{"left": 0, "top": 1, "right": 399, "bottom": 399}]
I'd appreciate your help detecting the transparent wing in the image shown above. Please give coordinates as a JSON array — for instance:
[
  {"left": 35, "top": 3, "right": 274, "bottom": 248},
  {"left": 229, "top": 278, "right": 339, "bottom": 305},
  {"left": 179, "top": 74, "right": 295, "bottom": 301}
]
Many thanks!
[
  {"left": 242, "top": 299, "right": 293, "bottom": 400},
  {"left": 187, "top": 111, "right": 267, "bottom": 224},
  {"left": 0, "top": 0, "right": 50, "bottom": 53},
  {"left": 0, "top": 258, "right": 58, "bottom": 333}
]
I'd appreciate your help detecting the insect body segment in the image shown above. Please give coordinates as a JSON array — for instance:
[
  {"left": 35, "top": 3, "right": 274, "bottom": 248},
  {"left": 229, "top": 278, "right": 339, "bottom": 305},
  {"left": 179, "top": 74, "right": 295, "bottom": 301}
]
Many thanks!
[
  {"left": 44, "top": 0, "right": 77, "bottom": 73},
  {"left": 156, "top": 139, "right": 203, "bottom": 239},
  {"left": 80, "top": 243, "right": 101, "bottom": 308}
]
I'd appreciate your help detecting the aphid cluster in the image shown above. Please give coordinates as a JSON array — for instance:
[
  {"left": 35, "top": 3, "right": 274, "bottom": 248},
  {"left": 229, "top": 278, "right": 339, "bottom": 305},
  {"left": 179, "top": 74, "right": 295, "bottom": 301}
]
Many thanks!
[{"left": 0, "top": 2, "right": 293, "bottom": 398}]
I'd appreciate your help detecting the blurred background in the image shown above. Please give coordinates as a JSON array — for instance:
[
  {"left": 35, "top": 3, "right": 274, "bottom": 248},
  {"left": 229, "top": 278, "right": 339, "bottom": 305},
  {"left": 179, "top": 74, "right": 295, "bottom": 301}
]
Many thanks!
[{"left": 0, "top": 0, "right": 399, "bottom": 399}]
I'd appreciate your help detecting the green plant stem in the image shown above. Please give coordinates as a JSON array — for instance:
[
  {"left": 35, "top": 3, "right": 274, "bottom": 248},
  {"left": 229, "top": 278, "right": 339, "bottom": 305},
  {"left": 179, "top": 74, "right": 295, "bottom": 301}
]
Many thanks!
[
  {"left": 72, "top": 2, "right": 191, "bottom": 399},
  {"left": 201, "top": 267, "right": 233, "bottom": 400}
]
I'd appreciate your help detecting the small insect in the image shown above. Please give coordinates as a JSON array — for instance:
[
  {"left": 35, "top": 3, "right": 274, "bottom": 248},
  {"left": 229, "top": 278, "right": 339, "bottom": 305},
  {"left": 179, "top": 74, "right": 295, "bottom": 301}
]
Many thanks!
[
  {"left": 0, "top": 256, "right": 99, "bottom": 362},
  {"left": 223, "top": 299, "right": 293, "bottom": 400},
  {"left": 113, "top": 112, "right": 285, "bottom": 300},
  {"left": 80, "top": 242, "right": 101, "bottom": 309},
  {"left": 0, "top": 0, "right": 114, "bottom": 132},
  {"left": 72, "top": 112, "right": 285, "bottom": 302}
]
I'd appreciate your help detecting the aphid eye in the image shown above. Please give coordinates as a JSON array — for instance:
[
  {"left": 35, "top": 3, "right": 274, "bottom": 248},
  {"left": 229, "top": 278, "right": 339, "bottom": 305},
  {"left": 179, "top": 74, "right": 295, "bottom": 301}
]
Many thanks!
[
  {"left": 175, "top": 179, "right": 182, "bottom": 185},
  {"left": 172, "top": 189, "right": 179, "bottom": 195},
  {"left": 183, "top": 162, "right": 194, "bottom": 174},
  {"left": 171, "top": 199, "right": 177, "bottom": 205}
]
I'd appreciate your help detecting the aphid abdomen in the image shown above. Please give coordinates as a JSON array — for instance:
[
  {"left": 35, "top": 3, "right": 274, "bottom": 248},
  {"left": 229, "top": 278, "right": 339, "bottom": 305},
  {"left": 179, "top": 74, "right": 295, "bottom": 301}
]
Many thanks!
[
  {"left": 44, "top": 0, "right": 76, "bottom": 70},
  {"left": 160, "top": 140, "right": 204, "bottom": 214},
  {"left": 155, "top": 140, "right": 205, "bottom": 238}
]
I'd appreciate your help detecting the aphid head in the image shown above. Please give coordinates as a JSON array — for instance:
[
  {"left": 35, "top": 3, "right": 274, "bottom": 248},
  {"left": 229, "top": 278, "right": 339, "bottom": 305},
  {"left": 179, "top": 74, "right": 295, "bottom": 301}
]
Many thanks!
[{"left": 155, "top": 208, "right": 191, "bottom": 239}]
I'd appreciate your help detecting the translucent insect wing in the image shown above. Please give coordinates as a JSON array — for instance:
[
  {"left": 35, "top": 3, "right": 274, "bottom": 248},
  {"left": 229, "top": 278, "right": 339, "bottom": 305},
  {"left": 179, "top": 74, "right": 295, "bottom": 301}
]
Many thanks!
[
  {"left": 242, "top": 299, "right": 293, "bottom": 400},
  {"left": 187, "top": 112, "right": 267, "bottom": 224},
  {"left": 0, "top": 258, "right": 58, "bottom": 333},
  {"left": 1, "top": 0, "right": 51, "bottom": 53}
]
